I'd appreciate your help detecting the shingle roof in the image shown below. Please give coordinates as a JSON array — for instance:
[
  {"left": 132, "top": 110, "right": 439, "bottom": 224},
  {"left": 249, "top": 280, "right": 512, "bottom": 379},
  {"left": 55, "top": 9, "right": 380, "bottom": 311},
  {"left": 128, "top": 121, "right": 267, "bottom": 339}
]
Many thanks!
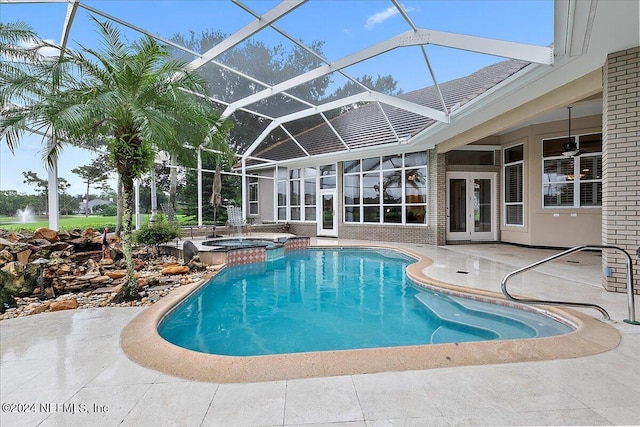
[{"left": 249, "top": 59, "right": 529, "bottom": 163}]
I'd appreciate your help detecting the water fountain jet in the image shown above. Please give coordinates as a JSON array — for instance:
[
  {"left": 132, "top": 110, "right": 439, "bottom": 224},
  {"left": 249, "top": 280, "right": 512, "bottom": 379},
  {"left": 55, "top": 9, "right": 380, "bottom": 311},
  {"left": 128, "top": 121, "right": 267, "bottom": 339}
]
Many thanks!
[{"left": 16, "top": 207, "right": 35, "bottom": 223}]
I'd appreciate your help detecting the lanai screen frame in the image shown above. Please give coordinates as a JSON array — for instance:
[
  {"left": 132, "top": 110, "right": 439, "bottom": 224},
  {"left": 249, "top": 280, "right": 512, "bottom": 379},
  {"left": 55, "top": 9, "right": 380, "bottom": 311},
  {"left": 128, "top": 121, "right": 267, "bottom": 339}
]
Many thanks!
[{"left": 2, "top": 0, "right": 554, "bottom": 228}]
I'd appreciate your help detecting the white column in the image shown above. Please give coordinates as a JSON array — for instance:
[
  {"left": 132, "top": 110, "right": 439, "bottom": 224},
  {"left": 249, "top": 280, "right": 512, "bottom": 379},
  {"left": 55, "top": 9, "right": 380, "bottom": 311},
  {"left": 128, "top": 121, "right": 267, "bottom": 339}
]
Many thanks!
[
  {"left": 241, "top": 157, "right": 247, "bottom": 220},
  {"left": 134, "top": 179, "right": 141, "bottom": 230},
  {"left": 149, "top": 168, "right": 157, "bottom": 223},
  {"left": 46, "top": 137, "right": 59, "bottom": 231},
  {"left": 47, "top": 163, "right": 59, "bottom": 231},
  {"left": 274, "top": 165, "right": 278, "bottom": 223},
  {"left": 197, "top": 146, "right": 203, "bottom": 227}
]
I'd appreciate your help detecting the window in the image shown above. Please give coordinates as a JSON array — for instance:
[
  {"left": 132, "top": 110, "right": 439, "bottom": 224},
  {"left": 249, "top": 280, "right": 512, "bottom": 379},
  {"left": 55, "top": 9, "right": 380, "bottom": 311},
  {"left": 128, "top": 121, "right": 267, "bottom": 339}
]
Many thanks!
[
  {"left": 542, "top": 133, "right": 602, "bottom": 208},
  {"left": 304, "top": 167, "right": 316, "bottom": 221},
  {"left": 248, "top": 176, "right": 258, "bottom": 215},
  {"left": 276, "top": 167, "right": 319, "bottom": 221},
  {"left": 343, "top": 151, "right": 427, "bottom": 225},
  {"left": 503, "top": 144, "right": 524, "bottom": 226},
  {"left": 276, "top": 168, "right": 287, "bottom": 221},
  {"left": 448, "top": 150, "right": 496, "bottom": 165}
]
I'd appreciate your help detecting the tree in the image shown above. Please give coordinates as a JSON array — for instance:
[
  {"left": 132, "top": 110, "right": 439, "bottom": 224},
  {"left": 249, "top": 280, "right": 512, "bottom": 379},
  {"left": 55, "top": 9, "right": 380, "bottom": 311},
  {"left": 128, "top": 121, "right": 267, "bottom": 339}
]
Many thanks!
[
  {"left": 1, "top": 19, "right": 232, "bottom": 301},
  {"left": 323, "top": 74, "right": 402, "bottom": 116},
  {"left": 170, "top": 31, "right": 330, "bottom": 154},
  {"left": 22, "top": 171, "right": 70, "bottom": 214},
  {"left": 71, "top": 154, "right": 111, "bottom": 216},
  {"left": 0, "top": 190, "right": 33, "bottom": 217}
]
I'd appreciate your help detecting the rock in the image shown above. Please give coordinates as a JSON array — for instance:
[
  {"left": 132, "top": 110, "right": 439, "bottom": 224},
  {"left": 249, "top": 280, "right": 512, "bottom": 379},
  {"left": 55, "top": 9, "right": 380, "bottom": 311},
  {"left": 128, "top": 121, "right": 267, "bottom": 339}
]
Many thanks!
[
  {"left": 0, "top": 248, "right": 14, "bottom": 262},
  {"left": 50, "top": 250, "right": 71, "bottom": 260},
  {"left": 8, "top": 242, "right": 29, "bottom": 254},
  {"left": 85, "top": 259, "right": 100, "bottom": 273},
  {"left": 56, "top": 264, "right": 72, "bottom": 274},
  {"left": 182, "top": 240, "right": 198, "bottom": 264},
  {"left": 33, "top": 227, "right": 59, "bottom": 243},
  {"left": 32, "top": 238, "right": 52, "bottom": 247},
  {"left": 17, "top": 249, "right": 32, "bottom": 265},
  {"left": 161, "top": 264, "right": 190, "bottom": 275},
  {"left": 75, "top": 273, "right": 99, "bottom": 281},
  {"left": 2, "top": 261, "right": 24, "bottom": 277},
  {"left": 50, "top": 299, "right": 78, "bottom": 311},
  {"left": 92, "top": 286, "right": 116, "bottom": 294},
  {"left": 30, "top": 302, "right": 50, "bottom": 315},
  {"left": 68, "top": 237, "right": 89, "bottom": 246},
  {"left": 89, "top": 275, "right": 111, "bottom": 284},
  {"left": 99, "top": 258, "right": 114, "bottom": 266},
  {"left": 49, "top": 242, "right": 71, "bottom": 251},
  {"left": 0, "top": 237, "right": 14, "bottom": 249},
  {"left": 105, "top": 270, "right": 126, "bottom": 279}
]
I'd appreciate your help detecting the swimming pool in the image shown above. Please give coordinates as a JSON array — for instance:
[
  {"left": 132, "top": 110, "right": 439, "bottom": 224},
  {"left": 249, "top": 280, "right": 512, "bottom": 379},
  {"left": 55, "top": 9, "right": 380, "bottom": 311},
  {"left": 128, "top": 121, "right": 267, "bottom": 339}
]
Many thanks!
[{"left": 159, "top": 248, "right": 573, "bottom": 356}]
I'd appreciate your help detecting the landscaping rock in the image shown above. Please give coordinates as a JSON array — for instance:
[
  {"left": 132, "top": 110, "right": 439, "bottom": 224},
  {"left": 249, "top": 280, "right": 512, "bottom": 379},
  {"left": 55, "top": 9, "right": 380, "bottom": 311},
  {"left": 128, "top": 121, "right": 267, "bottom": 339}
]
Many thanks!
[
  {"left": 32, "top": 238, "right": 52, "bottom": 247},
  {"left": 182, "top": 240, "right": 198, "bottom": 264},
  {"left": 2, "top": 261, "right": 23, "bottom": 278},
  {"left": 17, "top": 249, "right": 32, "bottom": 265},
  {"left": 0, "top": 237, "right": 14, "bottom": 249},
  {"left": 89, "top": 275, "right": 112, "bottom": 284},
  {"left": 50, "top": 299, "right": 78, "bottom": 311},
  {"left": 33, "top": 227, "right": 59, "bottom": 243},
  {"left": 161, "top": 264, "right": 190, "bottom": 275},
  {"left": 0, "top": 227, "right": 219, "bottom": 320},
  {"left": 105, "top": 270, "right": 126, "bottom": 279}
]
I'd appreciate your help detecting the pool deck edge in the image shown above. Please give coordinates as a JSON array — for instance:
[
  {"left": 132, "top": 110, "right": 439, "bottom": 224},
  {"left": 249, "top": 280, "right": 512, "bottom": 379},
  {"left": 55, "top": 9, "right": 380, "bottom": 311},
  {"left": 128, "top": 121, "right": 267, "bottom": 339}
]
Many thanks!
[{"left": 120, "top": 244, "right": 621, "bottom": 383}]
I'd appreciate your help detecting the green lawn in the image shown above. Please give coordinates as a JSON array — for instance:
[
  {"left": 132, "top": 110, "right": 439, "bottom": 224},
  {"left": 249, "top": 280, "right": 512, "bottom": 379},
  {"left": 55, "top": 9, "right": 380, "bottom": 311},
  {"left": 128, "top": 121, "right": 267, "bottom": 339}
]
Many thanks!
[
  {"left": 0, "top": 214, "right": 217, "bottom": 231},
  {"left": 0, "top": 214, "right": 141, "bottom": 231}
]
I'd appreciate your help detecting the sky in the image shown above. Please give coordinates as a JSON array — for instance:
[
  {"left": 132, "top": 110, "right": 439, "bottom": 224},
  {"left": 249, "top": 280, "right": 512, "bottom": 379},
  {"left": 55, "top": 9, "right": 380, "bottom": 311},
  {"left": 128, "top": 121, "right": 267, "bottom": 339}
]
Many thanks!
[{"left": 0, "top": 0, "right": 553, "bottom": 197}]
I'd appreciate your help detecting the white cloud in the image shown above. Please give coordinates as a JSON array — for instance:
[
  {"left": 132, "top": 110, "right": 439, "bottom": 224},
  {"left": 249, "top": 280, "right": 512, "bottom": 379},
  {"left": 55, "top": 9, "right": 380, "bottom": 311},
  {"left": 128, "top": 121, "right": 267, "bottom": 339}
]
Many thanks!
[
  {"left": 18, "top": 39, "right": 60, "bottom": 58},
  {"left": 365, "top": 6, "right": 400, "bottom": 29},
  {"left": 38, "top": 40, "right": 61, "bottom": 58}
]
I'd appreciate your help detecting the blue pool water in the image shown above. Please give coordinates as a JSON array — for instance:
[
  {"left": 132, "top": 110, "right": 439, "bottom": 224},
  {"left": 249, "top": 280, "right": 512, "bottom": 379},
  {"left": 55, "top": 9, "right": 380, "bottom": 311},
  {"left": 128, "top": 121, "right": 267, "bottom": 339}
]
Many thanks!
[{"left": 159, "top": 248, "right": 573, "bottom": 356}]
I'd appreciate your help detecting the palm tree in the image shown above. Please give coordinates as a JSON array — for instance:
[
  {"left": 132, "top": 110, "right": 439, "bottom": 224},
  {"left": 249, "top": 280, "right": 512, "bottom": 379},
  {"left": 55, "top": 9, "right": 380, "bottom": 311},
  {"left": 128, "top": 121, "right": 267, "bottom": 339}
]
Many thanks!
[{"left": 1, "top": 19, "right": 232, "bottom": 301}]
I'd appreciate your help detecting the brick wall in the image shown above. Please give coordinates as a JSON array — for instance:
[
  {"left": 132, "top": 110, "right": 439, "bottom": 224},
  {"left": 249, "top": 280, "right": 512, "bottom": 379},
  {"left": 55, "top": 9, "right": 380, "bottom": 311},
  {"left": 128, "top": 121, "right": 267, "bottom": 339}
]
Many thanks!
[
  {"left": 339, "top": 223, "right": 436, "bottom": 244},
  {"left": 602, "top": 46, "right": 640, "bottom": 295}
]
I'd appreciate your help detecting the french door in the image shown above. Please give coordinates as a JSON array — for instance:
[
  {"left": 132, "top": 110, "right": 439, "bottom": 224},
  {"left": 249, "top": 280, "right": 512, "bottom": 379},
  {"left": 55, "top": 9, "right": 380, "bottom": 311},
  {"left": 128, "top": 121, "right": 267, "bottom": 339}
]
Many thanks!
[
  {"left": 317, "top": 189, "right": 337, "bottom": 237},
  {"left": 446, "top": 172, "right": 496, "bottom": 241}
]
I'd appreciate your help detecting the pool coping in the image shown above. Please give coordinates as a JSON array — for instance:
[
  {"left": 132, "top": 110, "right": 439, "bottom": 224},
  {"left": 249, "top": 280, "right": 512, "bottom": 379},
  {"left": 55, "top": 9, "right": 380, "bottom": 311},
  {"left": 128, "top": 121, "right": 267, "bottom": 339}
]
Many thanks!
[{"left": 120, "top": 244, "right": 620, "bottom": 383}]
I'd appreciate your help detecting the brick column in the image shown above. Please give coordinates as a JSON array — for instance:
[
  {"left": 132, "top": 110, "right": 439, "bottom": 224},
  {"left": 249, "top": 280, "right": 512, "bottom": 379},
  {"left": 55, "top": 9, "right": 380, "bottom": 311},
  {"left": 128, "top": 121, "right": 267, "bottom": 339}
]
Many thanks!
[
  {"left": 428, "top": 148, "right": 447, "bottom": 245},
  {"left": 602, "top": 46, "right": 640, "bottom": 294}
]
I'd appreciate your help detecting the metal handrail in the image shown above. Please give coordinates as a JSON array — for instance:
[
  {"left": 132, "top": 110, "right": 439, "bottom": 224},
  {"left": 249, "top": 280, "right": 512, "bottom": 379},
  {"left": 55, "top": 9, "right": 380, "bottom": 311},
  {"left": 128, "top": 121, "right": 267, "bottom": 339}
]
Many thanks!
[{"left": 501, "top": 245, "right": 638, "bottom": 324}]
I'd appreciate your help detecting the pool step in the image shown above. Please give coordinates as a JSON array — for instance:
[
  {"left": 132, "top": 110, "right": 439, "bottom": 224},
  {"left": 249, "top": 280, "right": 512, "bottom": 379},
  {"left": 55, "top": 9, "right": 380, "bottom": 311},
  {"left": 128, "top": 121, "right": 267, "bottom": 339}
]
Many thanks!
[{"left": 415, "top": 293, "right": 538, "bottom": 343}]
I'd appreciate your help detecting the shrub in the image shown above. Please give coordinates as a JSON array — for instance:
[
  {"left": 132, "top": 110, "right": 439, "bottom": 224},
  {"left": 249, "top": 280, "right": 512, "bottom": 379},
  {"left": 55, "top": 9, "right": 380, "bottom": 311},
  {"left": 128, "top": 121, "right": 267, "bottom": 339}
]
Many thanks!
[
  {"left": 0, "top": 270, "right": 16, "bottom": 313},
  {"left": 99, "top": 204, "right": 117, "bottom": 216},
  {"left": 133, "top": 214, "right": 179, "bottom": 256}
]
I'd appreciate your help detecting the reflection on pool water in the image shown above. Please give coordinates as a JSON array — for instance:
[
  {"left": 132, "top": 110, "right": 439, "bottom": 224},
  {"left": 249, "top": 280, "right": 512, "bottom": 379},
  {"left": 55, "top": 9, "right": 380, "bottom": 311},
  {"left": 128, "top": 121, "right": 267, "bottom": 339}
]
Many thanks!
[{"left": 159, "top": 248, "right": 573, "bottom": 356}]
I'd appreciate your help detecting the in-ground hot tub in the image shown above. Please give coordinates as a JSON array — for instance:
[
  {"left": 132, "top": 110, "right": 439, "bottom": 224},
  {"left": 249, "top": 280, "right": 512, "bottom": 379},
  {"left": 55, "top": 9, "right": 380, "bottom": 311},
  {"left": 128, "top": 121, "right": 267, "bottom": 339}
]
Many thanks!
[
  {"left": 201, "top": 238, "right": 280, "bottom": 249},
  {"left": 196, "top": 237, "right": 309, "bottom": 266}
]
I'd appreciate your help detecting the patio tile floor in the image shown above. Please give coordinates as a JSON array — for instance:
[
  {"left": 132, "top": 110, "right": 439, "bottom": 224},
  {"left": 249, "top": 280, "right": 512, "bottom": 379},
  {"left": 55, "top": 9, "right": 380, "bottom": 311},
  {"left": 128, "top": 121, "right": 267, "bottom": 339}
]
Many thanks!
[{"left": 1, "top": 242, "right": 639, "bottom": 426}]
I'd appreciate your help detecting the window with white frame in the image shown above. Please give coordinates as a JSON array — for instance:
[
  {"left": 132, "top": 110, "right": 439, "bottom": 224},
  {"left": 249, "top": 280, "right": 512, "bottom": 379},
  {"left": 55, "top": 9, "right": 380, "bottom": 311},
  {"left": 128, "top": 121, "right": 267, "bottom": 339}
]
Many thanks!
[
  {"left": 343, "top": 151, "right": 427, "bottom": 225},
  {"left": 276, "top": 167, "right": 319, "bottom": 222},
  {"left": 248, "top": 176, "right": 258, "bottom": 215},
  {"left": 542, "top": 133, "right": 602, "bottom": 208},
  {"left": 277, "top": 168, "right": 287, "bottom": 221},
  {"left": 304, "top": 167, "right": 316, "bottom": 221},
  {"left": 503, "top": 144, "right": 524, "bottom": 226},
  {"left": 289, "top": 169, "right": 301, "bottom": 220}
]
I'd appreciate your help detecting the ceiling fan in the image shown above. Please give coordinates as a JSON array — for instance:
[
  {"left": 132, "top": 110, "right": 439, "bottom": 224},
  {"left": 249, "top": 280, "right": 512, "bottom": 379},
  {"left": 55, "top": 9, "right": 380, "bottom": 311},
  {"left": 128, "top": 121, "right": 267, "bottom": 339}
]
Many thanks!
[{"left": 562, "top": 106, "right": 581, "bottom": 157}]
